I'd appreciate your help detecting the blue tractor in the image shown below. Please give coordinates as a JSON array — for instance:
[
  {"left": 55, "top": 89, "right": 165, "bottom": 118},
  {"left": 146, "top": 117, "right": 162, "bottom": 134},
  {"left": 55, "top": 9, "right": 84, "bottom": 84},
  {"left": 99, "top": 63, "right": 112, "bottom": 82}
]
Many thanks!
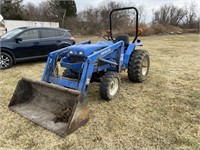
[{"left": 9, "top": 7, "right": 150, "bottom": 137}]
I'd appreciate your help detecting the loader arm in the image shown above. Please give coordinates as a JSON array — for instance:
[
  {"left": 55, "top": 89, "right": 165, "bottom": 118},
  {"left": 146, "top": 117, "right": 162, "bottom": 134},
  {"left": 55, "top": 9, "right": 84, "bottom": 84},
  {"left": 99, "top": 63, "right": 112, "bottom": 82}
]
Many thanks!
[
  {"left": 78, "top": 41, "right": 124, "bottom": 95},
  {"left": 42, "top": 41, "right": 124, "bottom": 96},
  {"left": 42, "top": 40, "right": 91, "bottom": 82}
]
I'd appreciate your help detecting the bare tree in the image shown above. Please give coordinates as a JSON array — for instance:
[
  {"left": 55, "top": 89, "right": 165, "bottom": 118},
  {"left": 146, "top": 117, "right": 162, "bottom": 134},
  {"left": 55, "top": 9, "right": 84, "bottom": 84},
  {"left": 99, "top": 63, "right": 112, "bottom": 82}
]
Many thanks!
[
  {"left": 81, "top": 8, "right": 102, "bottom": 34},
  {"left": 22, "top": 3, "right": 39, "bottom": 20},
  {"left": 79, "top": 1, "right": 132, "bottom": 35},
  {"left": 153, "top": 4, "right": 187, "bottom": 26},
  {"left": 22, "top": 2, "right": 54, "bottom": 21},
  {"left": 38, "top": 1, "right": 55, "bottom": 21},
  {"left": 184, "top": 2, "right": 198, "bottom": 28},
  {"left": 99, "top": 1, "right": 128, "bottom": 29}
]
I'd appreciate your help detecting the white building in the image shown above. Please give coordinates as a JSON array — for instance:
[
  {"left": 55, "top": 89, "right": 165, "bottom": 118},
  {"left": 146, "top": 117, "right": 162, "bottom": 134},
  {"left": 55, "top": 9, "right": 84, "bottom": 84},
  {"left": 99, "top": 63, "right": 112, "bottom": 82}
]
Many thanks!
[
  {"left": 4, "top": 20, "right": 59, "bottom": 31},
  {"left": 0, "top": 17, "right": 59, "bottom": 36},
  {"left": 0, "top": 14, "right": 5, "bottom": 36}
]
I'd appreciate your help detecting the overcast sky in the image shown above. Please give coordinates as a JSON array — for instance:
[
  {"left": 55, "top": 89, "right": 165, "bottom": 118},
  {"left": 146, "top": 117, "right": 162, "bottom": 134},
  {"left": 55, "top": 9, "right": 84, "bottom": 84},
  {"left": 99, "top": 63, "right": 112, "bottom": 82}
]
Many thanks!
[{"left": 23, "top": 0, "right": 200, "bottom": 22}]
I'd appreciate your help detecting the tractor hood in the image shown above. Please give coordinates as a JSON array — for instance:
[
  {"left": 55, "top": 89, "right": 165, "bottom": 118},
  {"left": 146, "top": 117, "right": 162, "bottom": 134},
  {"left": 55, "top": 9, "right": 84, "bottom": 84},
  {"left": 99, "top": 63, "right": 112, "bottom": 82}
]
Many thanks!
[{"left": 67, "top": 40, "right": 113, "bottom": 57}]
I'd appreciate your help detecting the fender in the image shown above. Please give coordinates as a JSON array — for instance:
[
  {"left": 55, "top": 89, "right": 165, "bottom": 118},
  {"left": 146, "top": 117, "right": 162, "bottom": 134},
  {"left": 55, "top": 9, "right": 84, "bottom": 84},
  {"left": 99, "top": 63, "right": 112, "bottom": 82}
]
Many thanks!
[
  {"left": 58, "top": 43, "right": 70, "bottom": 49},
  {"left": 123, "top": 43, "right": 143, "bottom": 68},
  {"left": 59, "top": 40, "right": 75, "bottom": 47},
  {"left": 1, "top": 48, "right": 16, "bottom": 64}
]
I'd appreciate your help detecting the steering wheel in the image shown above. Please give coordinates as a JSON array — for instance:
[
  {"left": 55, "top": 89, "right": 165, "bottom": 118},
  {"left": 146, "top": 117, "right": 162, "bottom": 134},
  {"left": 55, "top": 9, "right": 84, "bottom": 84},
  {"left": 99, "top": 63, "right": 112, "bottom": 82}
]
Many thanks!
[
  {"left": 103, "top": 34, "right": 111, "bottom": 40},
  {"left": 102, "top": 30, "right": 117, "bottom": 42},
  {"left": 103, "top": 30, "right": 113, "bottom": 41}
]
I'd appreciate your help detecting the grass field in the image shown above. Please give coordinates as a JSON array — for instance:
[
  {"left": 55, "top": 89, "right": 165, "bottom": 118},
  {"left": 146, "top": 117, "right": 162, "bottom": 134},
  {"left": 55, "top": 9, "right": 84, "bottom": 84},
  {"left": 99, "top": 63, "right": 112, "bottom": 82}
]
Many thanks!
[{"left": 0, "top": 34, "right": 199, "bottom": 150}]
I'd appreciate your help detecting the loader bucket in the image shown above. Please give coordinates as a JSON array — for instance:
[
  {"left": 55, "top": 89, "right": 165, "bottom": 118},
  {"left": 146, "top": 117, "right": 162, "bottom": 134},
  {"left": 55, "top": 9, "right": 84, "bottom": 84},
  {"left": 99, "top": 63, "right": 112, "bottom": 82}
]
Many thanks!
[{"left": 8, "top": 77, "right": 89, "bottom": 137}]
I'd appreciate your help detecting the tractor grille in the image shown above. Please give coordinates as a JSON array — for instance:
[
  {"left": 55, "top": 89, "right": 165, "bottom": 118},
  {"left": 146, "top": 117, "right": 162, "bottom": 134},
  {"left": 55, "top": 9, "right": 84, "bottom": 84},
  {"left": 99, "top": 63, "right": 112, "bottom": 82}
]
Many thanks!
[{"left": 70, "top": 56, "right": 85, "bottom": 63}]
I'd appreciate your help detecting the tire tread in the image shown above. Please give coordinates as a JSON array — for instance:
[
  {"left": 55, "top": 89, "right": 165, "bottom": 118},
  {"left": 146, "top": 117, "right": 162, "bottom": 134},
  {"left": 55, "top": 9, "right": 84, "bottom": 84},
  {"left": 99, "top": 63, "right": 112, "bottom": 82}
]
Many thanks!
[
  {"left": 128, "top": 50, "right": 150, "bottom": 82},
  {"left": 99, "top": 71, "right": 120, "bottom": 100}
]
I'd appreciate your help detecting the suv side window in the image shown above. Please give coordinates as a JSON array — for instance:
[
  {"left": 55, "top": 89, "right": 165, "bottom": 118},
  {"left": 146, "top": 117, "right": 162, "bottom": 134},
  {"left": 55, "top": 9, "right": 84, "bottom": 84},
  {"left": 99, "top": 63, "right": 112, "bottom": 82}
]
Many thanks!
[
  {"left": 40, "top": 29, "right": 57, "bottom": 38},
  {"left": 18, "top": 29, "right": 39, "bottom": 40}
]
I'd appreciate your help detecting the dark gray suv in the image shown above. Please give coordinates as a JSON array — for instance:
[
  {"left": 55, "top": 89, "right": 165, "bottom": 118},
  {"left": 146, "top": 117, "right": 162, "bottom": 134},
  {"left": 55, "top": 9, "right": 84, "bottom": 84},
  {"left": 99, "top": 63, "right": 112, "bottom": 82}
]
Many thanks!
[{"left": 0, "top": 27, "right": 75, "bottom": 69}]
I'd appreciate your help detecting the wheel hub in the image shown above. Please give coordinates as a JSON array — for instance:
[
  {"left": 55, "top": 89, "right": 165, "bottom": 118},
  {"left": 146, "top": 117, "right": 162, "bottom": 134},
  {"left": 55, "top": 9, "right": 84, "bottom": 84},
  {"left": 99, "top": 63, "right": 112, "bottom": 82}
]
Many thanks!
[
  {"left": 109, "top": 78, "right": 119, "bottom": 96},
  {"left": 142, "top": 57, "right": 148, "bottom": 76},
  {"left": 0, "top": 55, "right": 10, "bottom": 68}
]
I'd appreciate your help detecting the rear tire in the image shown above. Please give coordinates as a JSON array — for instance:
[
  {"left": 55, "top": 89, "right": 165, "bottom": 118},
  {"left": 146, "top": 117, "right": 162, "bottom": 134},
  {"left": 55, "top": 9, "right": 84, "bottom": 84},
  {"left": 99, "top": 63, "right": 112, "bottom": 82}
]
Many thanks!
[
  {"left": 128, "top": 50, "right": 150, "bottom": 82},
  {"left": 0, "top": 52, "right": 13, "bottom": 69},
  {"left": 99, "top": 72, "right": 120, "bottom": 101}
]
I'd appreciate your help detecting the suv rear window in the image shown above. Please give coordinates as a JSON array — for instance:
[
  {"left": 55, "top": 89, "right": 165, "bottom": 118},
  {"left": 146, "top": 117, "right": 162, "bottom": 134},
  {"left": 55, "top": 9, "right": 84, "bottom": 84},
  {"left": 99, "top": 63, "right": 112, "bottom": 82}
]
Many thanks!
[
  {"left": 40, "top": 29, "right": 57, "bottom": 38},
  {"left": 56, "top": 30, "right": 65, "bottom": 36},
  {"left": 65, "top": 31, "right": 72, "bottom": 37}
]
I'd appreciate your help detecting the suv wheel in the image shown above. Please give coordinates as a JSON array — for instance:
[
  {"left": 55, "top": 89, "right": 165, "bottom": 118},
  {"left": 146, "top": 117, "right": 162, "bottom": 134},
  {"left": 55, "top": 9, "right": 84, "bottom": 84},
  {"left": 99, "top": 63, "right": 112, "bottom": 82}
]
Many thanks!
[{"left": 0, "top": 52, "right": 13, "bottom": 69}]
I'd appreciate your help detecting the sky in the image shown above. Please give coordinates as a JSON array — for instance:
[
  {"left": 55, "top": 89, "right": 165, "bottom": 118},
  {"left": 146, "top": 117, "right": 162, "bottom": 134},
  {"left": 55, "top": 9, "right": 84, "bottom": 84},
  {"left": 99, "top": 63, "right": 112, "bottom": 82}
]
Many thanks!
[{"left": 23, "top": 0, "right": 200, "bottom": 22}]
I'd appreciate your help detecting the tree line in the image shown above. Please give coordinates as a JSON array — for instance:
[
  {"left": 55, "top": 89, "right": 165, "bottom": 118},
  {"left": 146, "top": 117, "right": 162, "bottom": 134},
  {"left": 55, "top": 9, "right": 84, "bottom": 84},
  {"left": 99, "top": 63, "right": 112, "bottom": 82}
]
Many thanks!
[{"left": 1, "top": 0, "right": 199, "bottom": 35}]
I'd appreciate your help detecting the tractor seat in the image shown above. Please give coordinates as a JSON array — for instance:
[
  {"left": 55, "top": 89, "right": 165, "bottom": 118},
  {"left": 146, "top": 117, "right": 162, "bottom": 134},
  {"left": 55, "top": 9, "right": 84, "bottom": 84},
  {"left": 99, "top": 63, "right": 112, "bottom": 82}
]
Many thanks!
[{"left": 116, "top": 34, "right": 129, "bottom": 47}]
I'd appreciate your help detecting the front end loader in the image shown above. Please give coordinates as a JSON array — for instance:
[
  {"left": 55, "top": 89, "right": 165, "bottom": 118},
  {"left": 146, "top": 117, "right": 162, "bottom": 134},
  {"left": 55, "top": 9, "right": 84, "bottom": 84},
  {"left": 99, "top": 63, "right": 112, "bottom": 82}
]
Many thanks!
[{"left": 9, "top": 7, "right": 150, "bottom": 137}]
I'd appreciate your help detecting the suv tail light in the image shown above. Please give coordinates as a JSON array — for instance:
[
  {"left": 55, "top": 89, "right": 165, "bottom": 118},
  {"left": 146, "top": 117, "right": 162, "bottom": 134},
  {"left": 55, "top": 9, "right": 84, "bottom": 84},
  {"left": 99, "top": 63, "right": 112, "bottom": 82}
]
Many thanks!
[{"left": 70, "top": 37, "right": 75, "bottom": 41}]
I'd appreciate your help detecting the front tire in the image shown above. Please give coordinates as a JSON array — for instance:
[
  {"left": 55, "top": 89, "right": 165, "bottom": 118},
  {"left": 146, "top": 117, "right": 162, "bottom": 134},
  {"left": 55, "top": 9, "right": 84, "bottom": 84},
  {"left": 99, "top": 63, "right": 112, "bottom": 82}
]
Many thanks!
[
  {"left": 128, "top": 50, "right": 150, "bottom": 82},
  {"left": 99, "top": 72, "right": 120, "bottom": 101},
  {"left": 0, "top": 52, "right": 13, "bottom": 69}
]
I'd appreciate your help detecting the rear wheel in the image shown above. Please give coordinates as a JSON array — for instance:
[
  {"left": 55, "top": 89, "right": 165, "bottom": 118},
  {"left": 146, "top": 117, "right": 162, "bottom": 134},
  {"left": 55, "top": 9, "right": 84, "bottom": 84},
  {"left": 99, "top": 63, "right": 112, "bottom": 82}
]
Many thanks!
[
  {"left": 99, "top": 72, "right": 120, "bottom": 100},
  {"left": 0, "top": 52, "right": 13, "bottom": 69},
  {"left": 128, "top": 50, "right": 150, "bottom": 82}
]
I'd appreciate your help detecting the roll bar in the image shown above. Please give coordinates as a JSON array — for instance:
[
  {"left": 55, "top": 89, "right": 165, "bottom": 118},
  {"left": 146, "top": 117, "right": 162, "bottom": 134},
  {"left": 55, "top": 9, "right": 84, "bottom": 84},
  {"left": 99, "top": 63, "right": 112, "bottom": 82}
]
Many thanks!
[{"left": 109, "top": 7, "right": 139, "bottom": 43}]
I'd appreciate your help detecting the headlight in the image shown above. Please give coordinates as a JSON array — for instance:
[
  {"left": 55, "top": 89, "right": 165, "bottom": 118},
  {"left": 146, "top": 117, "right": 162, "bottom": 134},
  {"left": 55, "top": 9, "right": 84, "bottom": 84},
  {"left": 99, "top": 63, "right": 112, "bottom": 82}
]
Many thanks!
[
  {"left": 69, "top": 50, "right": 73, "bottom": 54},
  {"left": 79, "top": 51, "right": 83, "bottom": 55}
]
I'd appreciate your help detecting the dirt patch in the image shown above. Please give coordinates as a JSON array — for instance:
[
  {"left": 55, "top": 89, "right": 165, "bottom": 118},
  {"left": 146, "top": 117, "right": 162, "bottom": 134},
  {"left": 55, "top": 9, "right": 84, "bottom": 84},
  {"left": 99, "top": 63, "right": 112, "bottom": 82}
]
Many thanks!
[
  {"left": 54, "top": 108, "right": 72, "bottom": 123},
  {"left": 0, "top": 34, "right": 199, "bottom": 149}
]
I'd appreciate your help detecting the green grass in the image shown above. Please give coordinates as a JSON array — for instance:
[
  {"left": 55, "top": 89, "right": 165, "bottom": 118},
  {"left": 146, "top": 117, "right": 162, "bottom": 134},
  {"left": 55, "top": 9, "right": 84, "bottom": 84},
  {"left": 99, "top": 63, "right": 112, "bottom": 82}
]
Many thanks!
[{"left": 0, "top": 34, "right": 199, "bottom": 150}]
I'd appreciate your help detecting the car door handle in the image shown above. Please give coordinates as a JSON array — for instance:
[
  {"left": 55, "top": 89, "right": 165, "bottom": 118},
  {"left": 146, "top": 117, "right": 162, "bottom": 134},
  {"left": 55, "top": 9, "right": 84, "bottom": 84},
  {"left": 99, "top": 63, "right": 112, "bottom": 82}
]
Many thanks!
[
  {"left": 57, "top": 40, "right": 61, "bottom": 43},
  {"left": 33, "top": 41, "right": 39, "bottom": 45}
]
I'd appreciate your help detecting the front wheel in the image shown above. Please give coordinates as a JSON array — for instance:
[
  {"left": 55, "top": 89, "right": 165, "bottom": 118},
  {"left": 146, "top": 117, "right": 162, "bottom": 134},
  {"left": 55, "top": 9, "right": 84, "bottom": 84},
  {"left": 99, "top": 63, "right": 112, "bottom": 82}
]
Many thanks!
[
  {"left": 99, "top": 72, "right": 120, "bottom": 101},
  {"left": 0, "top": 52, "right": 13, "bottom": 69},
  {"left": 128, "top": 50, "right": 150, "bottom": 82}
]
